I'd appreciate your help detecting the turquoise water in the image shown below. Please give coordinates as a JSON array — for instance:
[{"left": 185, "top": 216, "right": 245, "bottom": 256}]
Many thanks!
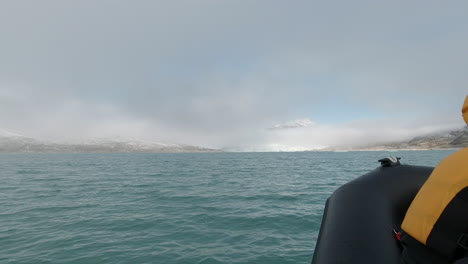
[{"left": 0, "top": 150, "right": 456, "bottom": 264}]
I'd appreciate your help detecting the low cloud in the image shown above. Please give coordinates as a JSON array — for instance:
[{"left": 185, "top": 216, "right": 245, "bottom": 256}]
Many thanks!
[{"left": 228, "top": 118, "right": 465, "bottom": 152}]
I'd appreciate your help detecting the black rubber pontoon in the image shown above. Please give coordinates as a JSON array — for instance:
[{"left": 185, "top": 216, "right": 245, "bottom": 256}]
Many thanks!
[{"left": 312, "top": 162, "right": 433, "bottom": 264}]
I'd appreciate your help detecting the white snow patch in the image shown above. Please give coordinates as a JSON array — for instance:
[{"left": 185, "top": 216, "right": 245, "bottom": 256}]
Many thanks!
[{"left": 269, "top": 118, "right": 316, "bottom": 130}]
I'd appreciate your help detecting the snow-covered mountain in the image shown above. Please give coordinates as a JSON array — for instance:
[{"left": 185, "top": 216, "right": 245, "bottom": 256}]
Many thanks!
[
  {"left": 0, "top": 129, "right": 43, "bottom": 152},
  {"left": 0, "top": 130, "right": 218, "bottom": 153}
]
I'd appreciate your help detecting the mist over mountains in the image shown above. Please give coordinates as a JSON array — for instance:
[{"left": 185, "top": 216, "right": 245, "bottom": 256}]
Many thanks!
[
  {"left": 1, "top": 127, "right": 467, "bottom": 153},
  {"left": 328, "top": 126, "right": 468, "bottom": 151}
]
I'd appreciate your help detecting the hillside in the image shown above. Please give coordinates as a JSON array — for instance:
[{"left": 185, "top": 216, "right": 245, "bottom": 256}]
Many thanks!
[
  {"left": 0, "top": 130, "right": 219, "bottom": 153},
  {"left": 359, "top": 127, "right": 468, "bottom": 150}
]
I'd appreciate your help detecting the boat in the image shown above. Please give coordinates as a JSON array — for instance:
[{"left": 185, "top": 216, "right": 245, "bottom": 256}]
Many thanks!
[
  {"left": 312, "top": 95, "right": 468, "bottom": 264},
  {"left": 311, "top": 157, "right": 433, "bottom": 264}
]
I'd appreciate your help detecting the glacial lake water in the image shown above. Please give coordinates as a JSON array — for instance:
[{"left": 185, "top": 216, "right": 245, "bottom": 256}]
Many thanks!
[{"left": 0, "top": 150, "right": 455, "bottom": 264}]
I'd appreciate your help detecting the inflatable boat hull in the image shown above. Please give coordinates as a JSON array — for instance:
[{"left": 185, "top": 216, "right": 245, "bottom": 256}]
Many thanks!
[{"left": 312, "top": 165, "right": 434, "bottom": 264}]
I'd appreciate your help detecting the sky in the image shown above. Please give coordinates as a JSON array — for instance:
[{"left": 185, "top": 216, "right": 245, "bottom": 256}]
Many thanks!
[{"left": 1, "top": 0, "right": 467, "bottom": 151}]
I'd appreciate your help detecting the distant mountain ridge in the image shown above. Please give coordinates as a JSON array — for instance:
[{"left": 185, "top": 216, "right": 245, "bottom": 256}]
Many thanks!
[
  {"left": 0, "top": 130, "right": 219, "bottom": 153},
  {"left": 356, "top": 127, "right": 468, "bottom": 151},
  {"left": 3, "top": 127, "right": 468, "bottom": 153},
  {"left": 315, "top": 127, "right": 468, "bottom": 152}
]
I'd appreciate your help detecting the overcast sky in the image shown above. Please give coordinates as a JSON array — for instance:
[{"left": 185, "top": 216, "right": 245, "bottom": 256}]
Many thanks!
[{"left": 1, "top": 1, "right": 467, "bottom": 150}]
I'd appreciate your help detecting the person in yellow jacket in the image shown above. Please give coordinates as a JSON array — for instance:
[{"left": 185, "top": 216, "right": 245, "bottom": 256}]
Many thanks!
[{"left": 400, "top": 96, "right": 468, "bottom": 264}]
